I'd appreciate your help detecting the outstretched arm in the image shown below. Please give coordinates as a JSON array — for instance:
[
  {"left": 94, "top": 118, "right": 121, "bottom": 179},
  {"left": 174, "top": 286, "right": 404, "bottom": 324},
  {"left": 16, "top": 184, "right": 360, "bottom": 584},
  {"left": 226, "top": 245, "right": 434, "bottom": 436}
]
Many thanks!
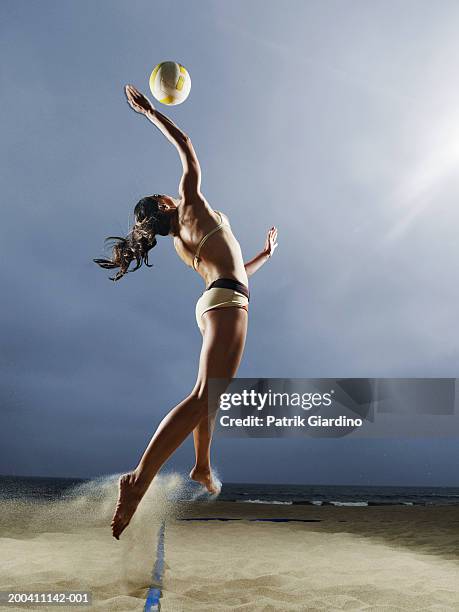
[
  {"left": 124, "top": 84, "right": 201, "bottom": 199},
  {"left": 244, "top": 227, "right": 278, "bottom": 277}
]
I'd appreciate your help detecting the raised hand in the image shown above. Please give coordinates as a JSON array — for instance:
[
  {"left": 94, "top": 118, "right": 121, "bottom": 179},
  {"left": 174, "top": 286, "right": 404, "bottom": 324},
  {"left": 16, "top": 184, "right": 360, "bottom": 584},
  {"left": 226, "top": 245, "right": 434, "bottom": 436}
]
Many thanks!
[
  {"left": 124, "top": 84, "right": 155, "bottom": 115},
  {"left": 264, "top": 226, "right": 278, "bottom": 258}
]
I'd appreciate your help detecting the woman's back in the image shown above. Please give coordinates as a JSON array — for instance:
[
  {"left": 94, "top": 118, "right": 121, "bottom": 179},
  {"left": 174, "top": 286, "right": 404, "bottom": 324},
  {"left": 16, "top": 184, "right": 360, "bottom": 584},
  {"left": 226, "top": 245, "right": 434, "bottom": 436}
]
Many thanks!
[{"left": 174, "top": 198, "right": 249, "bottom": 287}]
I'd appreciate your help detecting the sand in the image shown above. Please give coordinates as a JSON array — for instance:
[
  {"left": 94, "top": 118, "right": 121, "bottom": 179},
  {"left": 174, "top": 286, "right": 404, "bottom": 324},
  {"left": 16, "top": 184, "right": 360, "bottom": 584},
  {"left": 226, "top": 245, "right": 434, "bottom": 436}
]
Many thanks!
[
  {"left": 0, "top": 475, "right": 184, "bottom": 611},
  {"left": 1, "top": 479, "right": 458, "bottom": 611},
  {"left": 162, "top": 502, "right": 459, "bottom": 611}
]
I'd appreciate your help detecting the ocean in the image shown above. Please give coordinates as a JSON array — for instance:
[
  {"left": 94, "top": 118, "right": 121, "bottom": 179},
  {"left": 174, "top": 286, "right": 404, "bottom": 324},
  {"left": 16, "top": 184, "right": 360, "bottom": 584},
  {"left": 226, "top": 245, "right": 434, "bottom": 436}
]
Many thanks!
[{"left": 1, "top": 475, "right": 458, "bottom": 506}]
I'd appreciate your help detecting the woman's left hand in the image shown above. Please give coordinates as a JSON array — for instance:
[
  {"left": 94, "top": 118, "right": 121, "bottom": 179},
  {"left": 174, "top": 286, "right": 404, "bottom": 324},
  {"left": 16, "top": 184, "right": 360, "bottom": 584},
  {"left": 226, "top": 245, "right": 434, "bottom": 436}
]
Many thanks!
[
  {"left": 264, "top": 226, "right": 278, "bottom": 258},
  {"left": 125, "top": 84, "right": 155, "bottom": 115}
]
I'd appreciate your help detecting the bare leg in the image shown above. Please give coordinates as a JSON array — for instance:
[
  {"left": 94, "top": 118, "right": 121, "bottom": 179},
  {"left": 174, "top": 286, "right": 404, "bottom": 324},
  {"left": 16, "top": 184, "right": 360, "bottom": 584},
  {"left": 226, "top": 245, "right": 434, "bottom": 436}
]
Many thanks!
[
  {"left": 190, "top": 404, "right": 220, "bottom": 493},
  {"left": 190, "top": 306, "right": 248, "bottom": 493},
  {"left": 190, "top": 322, "right": 218, "bottom": 493},
  {"left": 111, "top": 307, "right": 248, "bottom": 539}
]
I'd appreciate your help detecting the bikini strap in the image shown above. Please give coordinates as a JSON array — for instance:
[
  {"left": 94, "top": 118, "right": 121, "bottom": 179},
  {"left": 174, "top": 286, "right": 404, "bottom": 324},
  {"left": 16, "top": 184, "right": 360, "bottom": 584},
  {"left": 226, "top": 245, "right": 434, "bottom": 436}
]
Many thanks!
[{"left": 193, "top": 211, "right": 228, "bottom": 270}]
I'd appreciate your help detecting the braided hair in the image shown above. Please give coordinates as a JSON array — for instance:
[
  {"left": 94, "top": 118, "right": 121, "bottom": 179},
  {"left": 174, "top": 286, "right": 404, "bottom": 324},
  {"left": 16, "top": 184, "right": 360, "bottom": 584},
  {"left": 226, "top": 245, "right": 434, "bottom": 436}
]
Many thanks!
[{"left": 93, "top": 195, "right": 171, "bottom": 281}]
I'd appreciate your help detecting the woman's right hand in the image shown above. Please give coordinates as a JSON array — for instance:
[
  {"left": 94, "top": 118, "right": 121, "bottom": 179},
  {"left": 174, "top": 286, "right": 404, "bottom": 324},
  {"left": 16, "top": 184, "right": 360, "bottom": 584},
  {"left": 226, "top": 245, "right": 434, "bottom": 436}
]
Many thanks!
[
  {"left": 264, "top": 226, "right": 278, "bottom": 258},
  {"left": 124, "top": 84, "right": 155, "bottom": 116}
]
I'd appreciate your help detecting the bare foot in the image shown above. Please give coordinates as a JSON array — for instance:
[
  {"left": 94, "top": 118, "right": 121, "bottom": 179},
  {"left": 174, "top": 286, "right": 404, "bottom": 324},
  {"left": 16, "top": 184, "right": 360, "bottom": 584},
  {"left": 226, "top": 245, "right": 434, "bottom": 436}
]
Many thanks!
[
  {"left": 111, "top": 473, "right": 142, "bottom": 540},
  {"left": 189, "top": 466, "right": 221, "bottom": 495}
]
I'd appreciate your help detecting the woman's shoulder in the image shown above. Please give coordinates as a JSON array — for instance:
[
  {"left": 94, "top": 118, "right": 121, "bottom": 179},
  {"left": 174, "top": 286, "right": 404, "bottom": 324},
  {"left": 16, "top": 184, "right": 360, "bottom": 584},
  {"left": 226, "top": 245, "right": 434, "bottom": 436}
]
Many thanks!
[
  {"left": 217, "top": 210, "right": 230, "bottom": 225},
  {"left": 179, "top": 199, "right": 225, "bottom": 226}
]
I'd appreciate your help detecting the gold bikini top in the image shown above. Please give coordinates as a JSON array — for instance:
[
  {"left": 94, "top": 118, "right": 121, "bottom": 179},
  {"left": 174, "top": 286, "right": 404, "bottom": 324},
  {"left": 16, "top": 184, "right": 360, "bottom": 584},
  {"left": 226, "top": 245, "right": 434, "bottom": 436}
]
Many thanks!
[{"left": 192, "top": 211, "right": 229, "bottom": 271}]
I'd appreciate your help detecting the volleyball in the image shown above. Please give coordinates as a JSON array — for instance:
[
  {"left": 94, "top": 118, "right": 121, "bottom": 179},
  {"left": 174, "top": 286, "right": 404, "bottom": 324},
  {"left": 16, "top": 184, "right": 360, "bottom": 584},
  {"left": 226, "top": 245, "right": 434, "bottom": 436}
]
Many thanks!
[{"left": 149, "top": 61, "right": 191, "bottom": 106}]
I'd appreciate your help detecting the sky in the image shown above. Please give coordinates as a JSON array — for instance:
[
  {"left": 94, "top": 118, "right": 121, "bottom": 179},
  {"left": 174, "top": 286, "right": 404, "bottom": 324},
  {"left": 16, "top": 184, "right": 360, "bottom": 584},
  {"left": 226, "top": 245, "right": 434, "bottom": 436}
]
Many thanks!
[{"left": 1, "top": 0, "right": 459, "bottom": 486}]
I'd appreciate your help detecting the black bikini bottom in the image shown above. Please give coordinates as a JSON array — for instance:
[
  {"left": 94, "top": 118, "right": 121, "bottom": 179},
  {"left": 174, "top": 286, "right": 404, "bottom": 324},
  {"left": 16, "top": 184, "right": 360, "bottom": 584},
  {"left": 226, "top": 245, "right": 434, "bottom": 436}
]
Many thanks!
[{"left": 207, "top": 278, "right": 250, "bottom": 301}]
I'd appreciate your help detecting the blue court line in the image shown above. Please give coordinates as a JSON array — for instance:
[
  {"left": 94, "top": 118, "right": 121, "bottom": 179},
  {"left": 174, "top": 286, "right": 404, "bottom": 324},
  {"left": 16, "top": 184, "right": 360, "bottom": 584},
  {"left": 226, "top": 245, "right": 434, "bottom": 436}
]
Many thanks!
[{"left": 144, "top": 521, "right": 166, "bottom": 612}]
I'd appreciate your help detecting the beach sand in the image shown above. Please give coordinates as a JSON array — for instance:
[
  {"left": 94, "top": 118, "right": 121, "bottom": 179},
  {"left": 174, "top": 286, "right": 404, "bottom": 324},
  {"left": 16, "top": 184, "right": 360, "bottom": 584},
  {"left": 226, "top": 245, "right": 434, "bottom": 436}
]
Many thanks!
[
  {"left": 161, "top": 501, "right": 459, "bottom": 611},
  {"left": 0, "top": 475, "right": 183, "bottom": 611},
  {"left": 1, "top": 479, "right": 458, "bottom": 611}
]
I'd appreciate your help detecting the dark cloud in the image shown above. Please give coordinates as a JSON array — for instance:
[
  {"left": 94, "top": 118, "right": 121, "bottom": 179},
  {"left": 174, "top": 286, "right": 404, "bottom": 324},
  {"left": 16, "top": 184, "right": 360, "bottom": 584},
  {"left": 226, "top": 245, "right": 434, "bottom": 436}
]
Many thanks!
[{"left": 1, "top": 0, "right": 458, "bottom": 484}]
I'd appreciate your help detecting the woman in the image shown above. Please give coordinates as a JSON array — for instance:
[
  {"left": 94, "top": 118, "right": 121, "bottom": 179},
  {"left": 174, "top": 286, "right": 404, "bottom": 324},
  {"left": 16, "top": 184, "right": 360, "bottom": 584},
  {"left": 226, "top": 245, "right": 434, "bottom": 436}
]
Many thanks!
[{"left": 94, "top": 85, "right": 278, "bottom": 539}]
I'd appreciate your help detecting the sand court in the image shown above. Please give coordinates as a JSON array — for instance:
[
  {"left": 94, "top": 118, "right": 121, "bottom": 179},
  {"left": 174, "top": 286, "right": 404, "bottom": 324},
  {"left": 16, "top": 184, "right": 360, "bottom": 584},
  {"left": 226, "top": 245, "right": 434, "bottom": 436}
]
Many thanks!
[
  {"left": 161, "top": 502, "right": 459, "bottom": 611},
  {"left": 0, "top": 476, "right": 183, "bottom": 611},
  {"left": 1, "top": 480, "right": 458, "bottom": 611}
]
